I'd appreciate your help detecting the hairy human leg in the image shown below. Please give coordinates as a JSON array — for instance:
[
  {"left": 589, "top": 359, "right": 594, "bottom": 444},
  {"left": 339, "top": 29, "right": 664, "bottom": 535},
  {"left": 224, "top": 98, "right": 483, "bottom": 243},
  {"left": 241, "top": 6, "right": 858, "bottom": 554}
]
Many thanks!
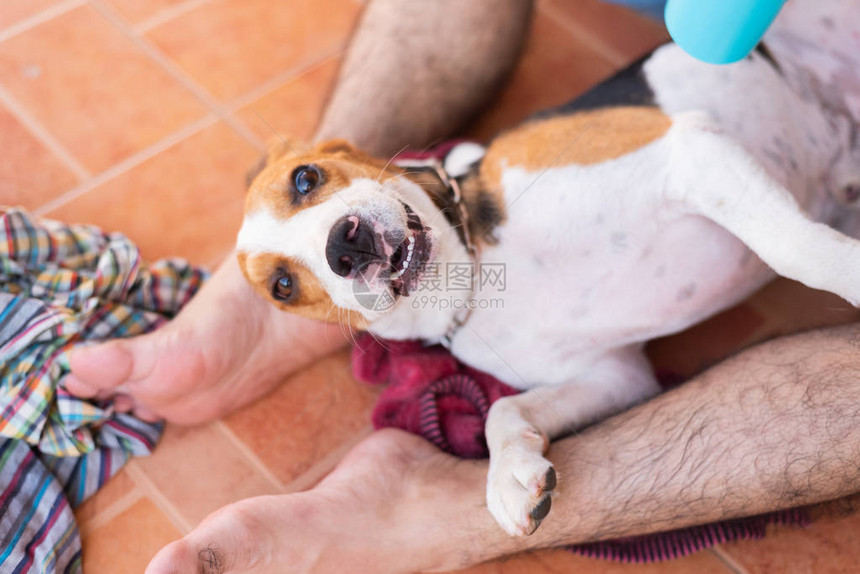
[
  {"left": 149, "top": 324, "right": 860, "bottom": 572},
  {"left": 315, "top": 0, "right": 533, "bottom": 154}
]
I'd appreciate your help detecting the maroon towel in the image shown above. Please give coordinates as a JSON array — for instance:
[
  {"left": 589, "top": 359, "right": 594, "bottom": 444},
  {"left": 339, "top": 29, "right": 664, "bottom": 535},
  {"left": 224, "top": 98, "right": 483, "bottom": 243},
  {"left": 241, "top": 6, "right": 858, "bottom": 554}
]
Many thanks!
[
  {"left": 353, "top": 336, "right": 518, "bottom": 459},
  {"left": 351, "top": 333, "right": 808, "bottom": 562}
]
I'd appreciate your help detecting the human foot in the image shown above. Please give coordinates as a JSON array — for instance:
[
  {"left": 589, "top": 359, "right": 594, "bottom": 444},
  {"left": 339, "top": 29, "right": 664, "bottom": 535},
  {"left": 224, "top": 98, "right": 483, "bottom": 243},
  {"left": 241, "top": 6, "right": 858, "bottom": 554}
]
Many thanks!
[
  {"left": 65, "top": 254, "right": 350, "bottom": 425},
  {"left": 146, "top": 429, "right": 518, "bottom": 574}
]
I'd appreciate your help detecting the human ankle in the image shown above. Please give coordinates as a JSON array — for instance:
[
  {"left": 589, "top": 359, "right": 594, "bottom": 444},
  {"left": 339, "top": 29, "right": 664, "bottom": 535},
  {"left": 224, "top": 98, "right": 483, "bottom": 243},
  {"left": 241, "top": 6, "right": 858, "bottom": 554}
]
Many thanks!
[{"left": 406, "top": 459, "right": 525, "bottom": 572}]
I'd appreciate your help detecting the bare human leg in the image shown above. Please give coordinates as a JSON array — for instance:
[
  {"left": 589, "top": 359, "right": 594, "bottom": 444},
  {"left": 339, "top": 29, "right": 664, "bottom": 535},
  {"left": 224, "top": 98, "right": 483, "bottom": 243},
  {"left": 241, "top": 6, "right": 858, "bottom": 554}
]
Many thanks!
[{"left": 148, "top": 324, "right": 860, "bottom": 572}]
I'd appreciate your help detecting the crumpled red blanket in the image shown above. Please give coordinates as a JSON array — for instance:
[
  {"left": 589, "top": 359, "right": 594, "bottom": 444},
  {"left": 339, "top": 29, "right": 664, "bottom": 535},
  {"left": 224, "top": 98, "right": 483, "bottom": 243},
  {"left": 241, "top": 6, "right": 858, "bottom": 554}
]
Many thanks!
[{"left": 353, "top": 335, "right": 518, "bottom": 458}]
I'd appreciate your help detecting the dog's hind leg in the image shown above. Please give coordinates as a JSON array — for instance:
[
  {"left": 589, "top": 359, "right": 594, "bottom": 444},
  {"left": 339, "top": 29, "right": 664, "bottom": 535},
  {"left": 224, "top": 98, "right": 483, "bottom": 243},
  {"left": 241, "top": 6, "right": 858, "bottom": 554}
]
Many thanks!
[
  {"left": 484, "top": 346, "right": 659, "bottom": 537},
  {"left": 667, "top": 112, "right": 860, "bottom": 306}
]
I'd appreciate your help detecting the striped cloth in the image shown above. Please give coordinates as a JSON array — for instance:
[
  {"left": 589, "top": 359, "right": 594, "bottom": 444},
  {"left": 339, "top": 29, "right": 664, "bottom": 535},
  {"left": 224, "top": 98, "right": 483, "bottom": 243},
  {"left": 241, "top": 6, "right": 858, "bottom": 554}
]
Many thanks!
[{"left": 0, "top": 207, "right": 207, "bottom": 573}]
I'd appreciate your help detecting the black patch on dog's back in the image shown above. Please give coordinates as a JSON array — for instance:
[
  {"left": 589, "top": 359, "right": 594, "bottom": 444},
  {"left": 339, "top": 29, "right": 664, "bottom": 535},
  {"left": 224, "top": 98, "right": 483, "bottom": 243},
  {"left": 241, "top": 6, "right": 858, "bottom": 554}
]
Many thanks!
[
  {"left": 532, "top": 53, "right": 658, "bottom": 120},
  {"left": 529, "top": 41, "right": 782, "bottom": 122}
]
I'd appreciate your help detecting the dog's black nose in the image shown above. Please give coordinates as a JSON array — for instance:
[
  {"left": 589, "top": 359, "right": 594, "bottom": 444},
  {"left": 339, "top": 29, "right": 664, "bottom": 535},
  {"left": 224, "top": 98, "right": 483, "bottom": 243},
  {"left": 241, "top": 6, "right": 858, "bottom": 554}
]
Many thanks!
[{"left": 326, "top": 215, "right": 384, "bottom": 277}]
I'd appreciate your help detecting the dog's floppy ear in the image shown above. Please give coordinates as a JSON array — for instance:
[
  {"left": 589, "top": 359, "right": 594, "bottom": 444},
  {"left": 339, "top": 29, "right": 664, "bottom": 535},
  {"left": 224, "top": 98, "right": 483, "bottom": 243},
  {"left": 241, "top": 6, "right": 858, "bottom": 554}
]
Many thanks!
[
  {"left": 314, "top": 138, "right": 393, "bottom": 171},
  {"left": 245, "top": 136, "right": 310, "bottom": 188},
  {"left": 314, "top": 139, "right": 355, "bottom": 155}
]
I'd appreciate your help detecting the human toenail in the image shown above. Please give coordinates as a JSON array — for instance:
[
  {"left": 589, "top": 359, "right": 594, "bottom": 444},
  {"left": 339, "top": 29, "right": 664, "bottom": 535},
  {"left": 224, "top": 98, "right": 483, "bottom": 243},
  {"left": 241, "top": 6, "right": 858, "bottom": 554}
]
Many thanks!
[{"left": 198, "top": 546, "right": 224, "bottom": 574}]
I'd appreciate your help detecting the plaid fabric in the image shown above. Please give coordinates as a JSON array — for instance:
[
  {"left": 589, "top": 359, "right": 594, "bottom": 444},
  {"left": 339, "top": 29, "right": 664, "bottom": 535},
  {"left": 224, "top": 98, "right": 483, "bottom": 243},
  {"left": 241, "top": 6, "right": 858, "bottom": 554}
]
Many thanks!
[{"left": 0, "top": 207, "right": 208, "bottom": 573}]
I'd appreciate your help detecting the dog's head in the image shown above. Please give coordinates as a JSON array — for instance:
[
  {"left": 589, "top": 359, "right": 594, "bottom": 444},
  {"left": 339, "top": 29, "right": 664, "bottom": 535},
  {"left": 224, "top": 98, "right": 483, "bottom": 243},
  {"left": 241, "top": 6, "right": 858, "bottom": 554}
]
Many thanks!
[{"left": 237, "top": 138, "right": 471, "bottom": 334}]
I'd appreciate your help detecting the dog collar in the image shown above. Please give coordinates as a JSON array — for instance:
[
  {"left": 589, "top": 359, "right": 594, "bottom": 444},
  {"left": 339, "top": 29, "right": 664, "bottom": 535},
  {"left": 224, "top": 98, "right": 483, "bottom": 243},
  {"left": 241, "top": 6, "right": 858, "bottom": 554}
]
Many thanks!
[
  {"left": 393, "top": 157, "right": 478, "bottom": 259},
  {"left": 394, "top": 156, "right": 478, "bottom": 346}
]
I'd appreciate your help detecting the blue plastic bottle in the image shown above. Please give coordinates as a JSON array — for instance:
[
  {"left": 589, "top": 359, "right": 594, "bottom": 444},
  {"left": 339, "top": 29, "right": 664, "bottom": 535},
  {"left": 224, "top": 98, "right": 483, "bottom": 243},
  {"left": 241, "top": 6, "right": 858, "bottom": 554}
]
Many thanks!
[{"left": 664, "top": 0, "right": 787, "bottom": 64}]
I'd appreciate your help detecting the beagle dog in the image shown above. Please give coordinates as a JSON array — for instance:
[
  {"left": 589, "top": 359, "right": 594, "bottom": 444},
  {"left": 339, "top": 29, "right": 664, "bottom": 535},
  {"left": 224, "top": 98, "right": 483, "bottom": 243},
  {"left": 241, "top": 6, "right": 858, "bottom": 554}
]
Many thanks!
[{"left": 237, "top": 1, "right": 860, "bottom": 537}]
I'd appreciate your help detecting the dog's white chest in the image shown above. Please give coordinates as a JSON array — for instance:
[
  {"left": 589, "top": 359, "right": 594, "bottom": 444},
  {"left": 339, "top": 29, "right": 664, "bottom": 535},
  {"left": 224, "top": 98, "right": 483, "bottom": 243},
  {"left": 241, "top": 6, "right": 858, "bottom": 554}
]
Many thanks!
[
  {"left": 447, "top": 4, "right": 860, "bottom": 389},
  {"left": 449, "top": 147, "right": 771, "bottom": 388}
]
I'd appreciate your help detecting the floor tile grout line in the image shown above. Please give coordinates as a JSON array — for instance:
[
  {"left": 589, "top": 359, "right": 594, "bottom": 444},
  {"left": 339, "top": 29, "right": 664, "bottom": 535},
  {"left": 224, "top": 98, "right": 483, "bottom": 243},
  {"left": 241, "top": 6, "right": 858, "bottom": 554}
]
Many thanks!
[
  {"left": 215, "top": 47, "right": 347, "bottom": 149},
  {"left": 87, "top": 0, "right": 265, "bottom": 151},
  {"left": 0, "top": 83, "right": 91, "bottom": 180},
  {"left": 133, "top": 0, "right": 213, "bottom": 34},
  {"left": 221, "top": 50, "right": 345, "bottom": 115},
  {"left": 214, "top": 420, "right": 290, "bottom": 494},
  {"left": 0, "top": 0, "right": 85, "bottom": 45},
  {"left": 218, "top": 361, "right": 372, "bottom": 493},
  {"left": 26, "top": 0, "right": 347, "bottom": 216},
  {"left": 76, "top": 487, "right": 145, "bottom": 539},
  {"left": 221, "top": 109, "right": 266, "bottom": 151},
  {"left": 282, "top": 425, "right": 374, "bottom": 494},
  {"left": 252, "top": 380, "right": 338, "bottom": 463},
  {"left": 34, "top": 114, "right": 219, "bottom": 215},
  {"left": 710, "top": 546, "right": 751, "bottom": 574},
  {"left": 125, "top": 459, "right": 195, "bottom": 534},
  {"left": 30, "top": 40, "right": 341, "bottom": 217},
  {"left": 539, "top": 0, "right": 633, "bottom": 68}
]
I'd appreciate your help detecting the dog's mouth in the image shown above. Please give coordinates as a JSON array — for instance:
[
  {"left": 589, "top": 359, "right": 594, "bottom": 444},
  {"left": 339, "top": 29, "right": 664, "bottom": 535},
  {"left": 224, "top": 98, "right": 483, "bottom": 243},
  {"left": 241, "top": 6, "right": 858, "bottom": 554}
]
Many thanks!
[{"left": 388, "top": 203, "right": 431, "bottom": 297}]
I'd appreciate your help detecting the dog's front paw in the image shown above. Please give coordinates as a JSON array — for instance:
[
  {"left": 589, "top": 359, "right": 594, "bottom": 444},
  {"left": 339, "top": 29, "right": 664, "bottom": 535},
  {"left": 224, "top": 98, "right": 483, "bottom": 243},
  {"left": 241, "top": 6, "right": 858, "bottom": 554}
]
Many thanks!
[{"left": 486, "top": 446, "right": 557, "bottom": 536}]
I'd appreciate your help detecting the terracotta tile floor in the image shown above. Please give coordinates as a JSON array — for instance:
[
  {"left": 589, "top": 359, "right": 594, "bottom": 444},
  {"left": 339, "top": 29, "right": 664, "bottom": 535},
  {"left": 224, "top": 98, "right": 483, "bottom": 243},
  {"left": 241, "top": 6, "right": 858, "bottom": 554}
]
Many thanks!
[{"left": 2, "top": 0, "right": 860, "bottom": 572}]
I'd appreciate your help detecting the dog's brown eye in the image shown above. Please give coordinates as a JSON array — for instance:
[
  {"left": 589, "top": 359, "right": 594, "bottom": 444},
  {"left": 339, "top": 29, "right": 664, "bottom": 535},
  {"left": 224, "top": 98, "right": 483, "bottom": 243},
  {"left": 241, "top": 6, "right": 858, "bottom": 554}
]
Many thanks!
[
  {"left": 272, "top": 274, "right": 293, "bottom": 301},
  {"left": 292, "top": 165, "right": 321, "bottom": 195}
]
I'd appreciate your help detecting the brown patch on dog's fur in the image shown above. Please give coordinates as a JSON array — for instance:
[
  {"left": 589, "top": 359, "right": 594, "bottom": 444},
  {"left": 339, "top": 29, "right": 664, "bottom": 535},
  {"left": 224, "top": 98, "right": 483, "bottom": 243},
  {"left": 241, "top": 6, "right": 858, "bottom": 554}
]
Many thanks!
[
  {"left": 245, "top": 137, "right": 310, "bottom": 189},
  {"left": 245, "top": 138, "right": 399, "bottom": 219},
  {"left": 237, "top": 250, "right": 368, "bottom": 328},
  {"left": 240, "top": 137, "right": 421, "bottom": 330},
  {"left": 480, "top": 107, "right": 672, "bottom": 188},
  {"left": 240, "top": 136, "right": 511, "bottom": 325}
]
